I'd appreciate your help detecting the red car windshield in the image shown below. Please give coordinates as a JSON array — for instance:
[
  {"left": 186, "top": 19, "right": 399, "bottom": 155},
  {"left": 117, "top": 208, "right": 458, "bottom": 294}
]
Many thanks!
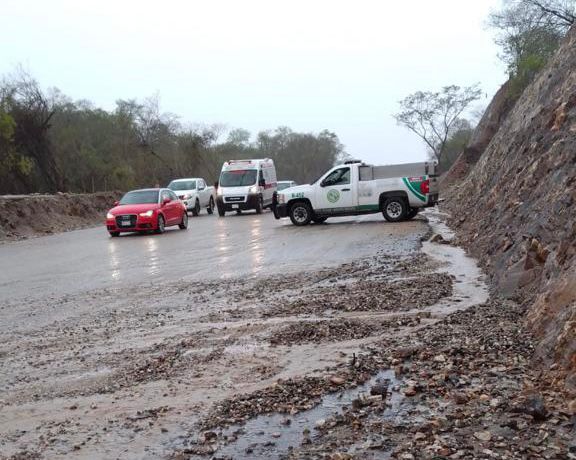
[{"left": 119, "top": 191, "right": 159, "bottom": 205}]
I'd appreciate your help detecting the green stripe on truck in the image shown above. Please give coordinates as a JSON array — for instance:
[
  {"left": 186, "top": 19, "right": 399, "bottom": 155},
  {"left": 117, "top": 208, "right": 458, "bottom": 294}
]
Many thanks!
[
  {"left": 356, "top": 204, "right": 380, "bottom": 211},
  {"left": 402, "top": 177, "right": 426, "bottom": 202}
]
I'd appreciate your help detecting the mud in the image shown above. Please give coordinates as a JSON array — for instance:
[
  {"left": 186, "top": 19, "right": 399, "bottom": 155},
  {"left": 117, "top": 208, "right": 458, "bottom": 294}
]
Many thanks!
[{"left": 4, "top": 211, "right": 568, "bottom": 460}]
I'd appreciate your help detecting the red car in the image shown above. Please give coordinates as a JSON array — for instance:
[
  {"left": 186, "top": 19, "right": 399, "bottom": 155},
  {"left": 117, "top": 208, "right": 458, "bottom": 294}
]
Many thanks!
[{"left": 106, "top": 188, "right": 188, "bottom": 237}]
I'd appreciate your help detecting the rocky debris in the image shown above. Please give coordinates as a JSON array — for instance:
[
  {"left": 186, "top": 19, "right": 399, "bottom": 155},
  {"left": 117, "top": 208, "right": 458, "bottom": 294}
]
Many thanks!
[
  {"left": 199, "top": 362, "right": 385, "bottom": 430},
  {"left": 269, "top": 316, "right": 422, "bottom": 346},
  {"left": 267, "top": 271, "right": 453, "bottom": 317},
  {"left": 444, "top": 26, "right": 576, "bottom": 382},
  {"left": 281, "top": 299, "right": 574, "bottom": 459}
]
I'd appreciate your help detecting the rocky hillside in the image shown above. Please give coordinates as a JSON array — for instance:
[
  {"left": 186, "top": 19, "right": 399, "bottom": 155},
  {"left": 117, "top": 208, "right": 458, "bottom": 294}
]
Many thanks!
[
  {"left": 445, "top": 26, "right": 576, "bottom": 390},
  {"left": 0, "top": 192, "right": 120, "bottom": 241}
]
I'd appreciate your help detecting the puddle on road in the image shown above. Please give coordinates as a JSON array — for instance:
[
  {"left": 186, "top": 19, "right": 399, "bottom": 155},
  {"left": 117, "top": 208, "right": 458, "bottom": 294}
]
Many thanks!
[{"left": 181, "top": 370, "right": 402, "bottom": 460}]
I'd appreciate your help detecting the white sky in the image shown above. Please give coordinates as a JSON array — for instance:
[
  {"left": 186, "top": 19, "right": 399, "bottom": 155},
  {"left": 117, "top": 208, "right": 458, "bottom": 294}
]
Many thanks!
[{"left": 1, "top": 0, "right": 506, "bottom": 165}]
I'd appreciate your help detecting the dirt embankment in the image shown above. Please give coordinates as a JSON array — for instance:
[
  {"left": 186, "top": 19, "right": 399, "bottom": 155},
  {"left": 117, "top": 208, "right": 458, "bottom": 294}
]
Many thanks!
[
  {"left": 0, "top": 192, "right": 120, "bottom": 242},
  {"left": 444, "top": 26, "right": 576, "bottom": 389}
]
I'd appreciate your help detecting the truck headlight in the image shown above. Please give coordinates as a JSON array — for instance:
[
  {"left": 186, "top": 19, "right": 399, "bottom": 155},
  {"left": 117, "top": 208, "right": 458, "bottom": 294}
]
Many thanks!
[
  {"left": 217, "top": 187, "right": 223, "bottom": 196},
  {"left": 106, "top": 212, "right": 114, "bottom": 219},
  {"left": 139, "top": 210, "right": 154, "bottom": 217},
  {"left": 277, "top": 194, "right": 285, "bottom": 204},
  {"left": 249, "top": 185, "right": 259, "bottom": 194}
]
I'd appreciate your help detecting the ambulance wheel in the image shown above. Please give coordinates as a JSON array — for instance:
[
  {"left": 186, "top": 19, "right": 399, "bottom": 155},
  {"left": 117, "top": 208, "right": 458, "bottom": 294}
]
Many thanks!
[{"left": 255, "top": 197, "right": 263, "bottom": 214}]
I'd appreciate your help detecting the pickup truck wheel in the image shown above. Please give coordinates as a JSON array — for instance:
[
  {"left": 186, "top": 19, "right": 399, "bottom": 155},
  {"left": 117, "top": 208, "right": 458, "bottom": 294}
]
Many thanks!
[
  {"left": 312, "top": 216, "right": 327, "bottom": 224},
  {"left": 207, "top": 197, "right": 215, "bottom": 215},
  {"left": 255, "top": 197, "right": 263, "bottom": 214},
  {"left": 179, "top": 212, "right": 188, "bottom": 229},
  {"left": 405, "top": 208, "right": 419, "bottom": 220},
  {"left": 289, "top": 202, "right": 312, "bottom": 226},
  {"left": 382, "top": 197, "right": 407, "bottom": 222},
  {"left": 217, "top": 204, "right": 225, "bottom": 217},
  {"left": 192, "top": 199, "right": 200, "bottom": 217},
  {"left": 155, "top": 215, "right": 166, "bottom": 234}
]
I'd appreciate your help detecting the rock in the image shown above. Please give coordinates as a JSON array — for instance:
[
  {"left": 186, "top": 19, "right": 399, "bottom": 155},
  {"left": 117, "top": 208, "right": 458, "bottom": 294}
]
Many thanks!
[
  {"left": 474, "top": 431, "right": 492, "bottom": 442},
  {"left": 414, "top": 432, "right": 426, "bottom": 441},
  {"left": 567, "top": 398, "right": 576, "bottom": 415},
  {"left": 515, "top": 394, "right": 548, "bottom": 421},
  {"left": 452, "top": 392, "right": 468, "bottom": 404},
  {"left": 370, "top": 382, "right": 388, "bottom": 397},
  {"left": 404, "top": 386, "right": 417, "bottom": 397},
  {"left": 430, "top": 234, "right": 444, "bottom": 243},
  {"left": 329, "top": 376, "right": 346, "bottom": 385},
  {"left": 202, "top": 431, "right": 217, "bottom": 443},
  {"left": 315, "top": 419, "right": 326, "bottom": 428}
]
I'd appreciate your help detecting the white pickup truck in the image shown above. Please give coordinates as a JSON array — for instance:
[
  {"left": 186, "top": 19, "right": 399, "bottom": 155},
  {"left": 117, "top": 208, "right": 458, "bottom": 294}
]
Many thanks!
[
  {"left": 273, "top": 160, "right": 438, "bottom": 226},
  {"left": 167, "top": 178, "right": 216, "bottom": 216}
]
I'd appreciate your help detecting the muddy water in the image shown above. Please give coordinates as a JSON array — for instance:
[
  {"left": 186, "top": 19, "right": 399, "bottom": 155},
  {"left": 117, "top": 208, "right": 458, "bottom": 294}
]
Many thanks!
[
  {"left": 422, "top": 210, "right": 489, "bottom": 314},
  {"left": 175, "top": 210, "right": 491, "bottom": 459},
  {"left": 181, "top": 370, "right": 401, "bottom": 460}
]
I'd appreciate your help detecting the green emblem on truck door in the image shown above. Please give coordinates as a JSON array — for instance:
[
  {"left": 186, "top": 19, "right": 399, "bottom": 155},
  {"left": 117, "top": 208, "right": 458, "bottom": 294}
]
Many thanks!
[{"left": 327, "top": 189, "right": 340, "bottom": 203}]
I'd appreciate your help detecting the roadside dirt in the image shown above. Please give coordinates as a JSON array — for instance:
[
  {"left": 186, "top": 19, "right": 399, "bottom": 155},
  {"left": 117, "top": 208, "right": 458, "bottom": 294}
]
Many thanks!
[{"left": 0, "top": 192, "right": 119, "bottom": 242}]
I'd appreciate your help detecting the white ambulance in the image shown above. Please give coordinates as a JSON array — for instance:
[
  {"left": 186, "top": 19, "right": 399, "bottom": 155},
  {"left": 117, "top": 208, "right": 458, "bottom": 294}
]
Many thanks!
[{"left": 216, "top": 159, "right": 277, "bottom": 216}]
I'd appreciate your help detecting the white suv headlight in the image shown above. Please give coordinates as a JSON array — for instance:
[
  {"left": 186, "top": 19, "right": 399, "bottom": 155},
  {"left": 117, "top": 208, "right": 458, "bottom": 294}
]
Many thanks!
[
  {"left": 249, "top": 185, "right": 259, "bottom": 194},
  {"left": 277, "top": 194, "right": 285, "bottom": 204},
  {"left": 139, "top": 210, "right": 154, "bottom": 217},
  {"left": 217, "top": 187, "right": 223, "bottom": 196}
]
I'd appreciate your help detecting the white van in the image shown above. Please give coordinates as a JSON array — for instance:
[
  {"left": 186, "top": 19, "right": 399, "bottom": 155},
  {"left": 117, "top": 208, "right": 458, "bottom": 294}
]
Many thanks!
[{"left": 216, "top": 159, "right": 277, "bottom": 216}]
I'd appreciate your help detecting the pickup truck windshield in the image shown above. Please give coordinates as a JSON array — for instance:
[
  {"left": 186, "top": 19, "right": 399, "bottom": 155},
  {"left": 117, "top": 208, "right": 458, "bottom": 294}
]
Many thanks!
[
  {"left": 277, "top": 182, "right": 293, "bottom": 191},
  {"left": 168, "top": 180, "right": 196, "bottom": 191},
  {"left": 220, "top": 170, "right": 257, "bottom": 187},
  {"left": 119, "top": 190, "right": 159, "bottom": 204}
]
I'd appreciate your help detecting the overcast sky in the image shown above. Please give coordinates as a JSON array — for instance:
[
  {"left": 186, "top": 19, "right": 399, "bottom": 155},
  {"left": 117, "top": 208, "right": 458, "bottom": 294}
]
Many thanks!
[{"left": 1, "top": 0, "right": 507, "bottom": 165}]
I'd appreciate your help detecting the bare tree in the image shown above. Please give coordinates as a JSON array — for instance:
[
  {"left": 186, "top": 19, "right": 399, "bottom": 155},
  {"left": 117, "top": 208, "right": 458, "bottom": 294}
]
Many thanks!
[
  {"left": 393, "top": 85, "right": 482, "bottom": 167},
  {"left": 523, "top": 0, "right": 575, "bottom": 28},
  {"left": 134, "top": 93, "right": 180, "bottom": 176}
]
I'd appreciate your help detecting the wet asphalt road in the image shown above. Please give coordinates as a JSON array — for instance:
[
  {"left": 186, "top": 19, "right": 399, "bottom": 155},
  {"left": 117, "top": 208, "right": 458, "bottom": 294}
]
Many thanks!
[{"left": 0, "top": 210, "right": 426, "bottom": 304}]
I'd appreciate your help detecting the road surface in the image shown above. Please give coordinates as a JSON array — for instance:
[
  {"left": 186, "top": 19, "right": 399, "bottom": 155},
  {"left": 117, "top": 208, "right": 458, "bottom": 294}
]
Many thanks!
[
  {"left": 0, "top": 211, "right": 425, "bottom": 307},
  {"left": 0, "top": 211, "right": 493, "bottom": 459}
]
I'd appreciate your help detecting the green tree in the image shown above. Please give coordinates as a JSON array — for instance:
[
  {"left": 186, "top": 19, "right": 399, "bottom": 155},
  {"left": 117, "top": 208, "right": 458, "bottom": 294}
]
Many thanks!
[{"left": 489, "top": 0, "right": 575, "bottom": 95}]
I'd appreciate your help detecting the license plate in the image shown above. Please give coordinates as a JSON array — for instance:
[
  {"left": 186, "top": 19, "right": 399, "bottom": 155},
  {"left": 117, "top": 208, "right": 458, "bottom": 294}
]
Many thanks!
[
  {"left": 232, "top": 204, "right": 239, "bottom": 209},
  {"left": 120, "top": 221, "right": 131, "bottom": 227}
]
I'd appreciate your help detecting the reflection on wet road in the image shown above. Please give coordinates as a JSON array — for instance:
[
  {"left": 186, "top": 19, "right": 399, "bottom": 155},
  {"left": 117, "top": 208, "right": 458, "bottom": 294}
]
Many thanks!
[{"left": 0, "top": 212, "right": 426, "bottom": 303}]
